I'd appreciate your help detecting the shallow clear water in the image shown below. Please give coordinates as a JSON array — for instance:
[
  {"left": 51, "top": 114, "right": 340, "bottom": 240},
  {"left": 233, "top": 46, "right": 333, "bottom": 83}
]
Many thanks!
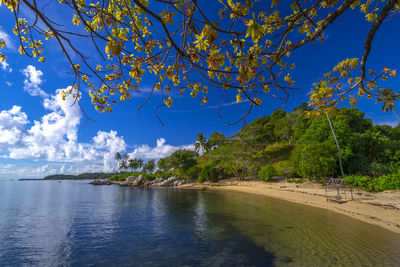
[{"left": 0, "top": 180, "right": 399, "bottom": 266}]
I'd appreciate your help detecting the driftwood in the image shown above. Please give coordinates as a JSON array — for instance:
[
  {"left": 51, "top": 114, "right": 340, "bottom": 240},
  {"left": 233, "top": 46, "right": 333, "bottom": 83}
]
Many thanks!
[{"left": 325, "top": 178, "right": 353, "bottom": 203}]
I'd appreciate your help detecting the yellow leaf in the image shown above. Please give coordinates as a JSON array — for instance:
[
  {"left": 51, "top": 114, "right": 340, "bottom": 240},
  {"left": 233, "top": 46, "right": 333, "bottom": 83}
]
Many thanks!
[{"left": 236, "top": 93, "right": 242, "bottom": 103}]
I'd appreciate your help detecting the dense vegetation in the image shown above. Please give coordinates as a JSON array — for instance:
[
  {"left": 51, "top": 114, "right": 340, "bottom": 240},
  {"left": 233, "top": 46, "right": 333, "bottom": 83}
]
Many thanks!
[
  {"left": 110, "top": 104, "right": 399, "bottom": 192},
  {"left": 149, "top": 104, "right": 400, "bottom": 192}
]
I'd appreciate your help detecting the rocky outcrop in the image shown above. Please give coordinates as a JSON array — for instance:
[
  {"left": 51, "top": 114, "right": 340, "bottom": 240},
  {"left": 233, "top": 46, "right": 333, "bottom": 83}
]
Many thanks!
[
  {"left": 90, "top": 179, "right": 112, "bottom": 185},
  {"left": 125, "top": 176, "right": 137, "bottom": 182},
  {"left": 91, "top": 175, "right": 187, "bottom": 188},
  {"left": 152, "top": 176, "right": 179, "bottom": 187}
]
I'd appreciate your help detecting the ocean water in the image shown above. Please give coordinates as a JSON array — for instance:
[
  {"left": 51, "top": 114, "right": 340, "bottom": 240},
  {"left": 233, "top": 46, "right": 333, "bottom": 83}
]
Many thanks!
[{"left": 0, "top": 180, "right": 399, "bottom": 266}]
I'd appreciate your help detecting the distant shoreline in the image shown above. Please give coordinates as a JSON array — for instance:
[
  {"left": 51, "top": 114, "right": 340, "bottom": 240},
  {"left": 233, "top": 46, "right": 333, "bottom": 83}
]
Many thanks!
[{"left": 18, "top": 178, "right": 92, "bottom": 181}]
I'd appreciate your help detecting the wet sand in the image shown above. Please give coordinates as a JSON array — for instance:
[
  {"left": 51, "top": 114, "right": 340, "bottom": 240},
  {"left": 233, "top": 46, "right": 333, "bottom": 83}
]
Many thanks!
[{"left": 179, "top": 179, "right": 400, "bottom": 234}]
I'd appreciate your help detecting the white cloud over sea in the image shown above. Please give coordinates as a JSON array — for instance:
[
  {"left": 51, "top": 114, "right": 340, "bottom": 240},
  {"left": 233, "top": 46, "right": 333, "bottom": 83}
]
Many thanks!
[
  {"left": 0, "top": 88, "right": 127, "bottom": 173},
  {"left": 130, "top": 138, "right": 194, "bottom": 160},
  {"left": 0, "top": 65, "right": 194, "bottom": 178}
]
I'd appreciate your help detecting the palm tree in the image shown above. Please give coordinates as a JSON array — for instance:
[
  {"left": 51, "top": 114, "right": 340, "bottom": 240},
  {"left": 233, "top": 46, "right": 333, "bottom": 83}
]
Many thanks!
[
  {"left": 137, "top": 159, "right": 144, "bottom": 172},
  {"left": 114, "top": 152, "right": 122, "bottom": 162},
  {"left": 128, "top": 158, "right": 140, "bottom": 171},
  {"left": 117, "top": 153, "right": 130, "bottom": 171},
  {"left": 114, "top": 152, "right": 122, "bottom": 172},
  {"left": 119, "top": 159, "right": 128, "bottom": 171},
  {"left": 143, "top": 160, "right": 155, "bottom": 173},
  {"left": 194, "top": 133, "right": 210, "bottom": 154}
]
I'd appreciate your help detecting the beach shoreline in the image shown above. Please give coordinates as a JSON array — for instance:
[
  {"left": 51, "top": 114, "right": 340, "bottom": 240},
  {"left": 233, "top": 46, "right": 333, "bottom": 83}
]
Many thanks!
[{"left": 178, "top": 179, "right": 400, "bottom": 234}]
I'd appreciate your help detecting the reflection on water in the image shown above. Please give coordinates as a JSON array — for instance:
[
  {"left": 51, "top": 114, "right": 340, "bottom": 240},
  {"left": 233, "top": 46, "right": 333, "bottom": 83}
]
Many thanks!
[{"left": 0, "top": 180, "right": 399, "bottom": 266}]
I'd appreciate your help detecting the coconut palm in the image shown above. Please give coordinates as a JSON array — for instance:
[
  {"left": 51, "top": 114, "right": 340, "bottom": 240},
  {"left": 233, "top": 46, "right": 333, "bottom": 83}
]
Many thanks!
[
  {"left": 194, "top": 133, "right": 210, "bottom": 154},
  {"left": 143, "top": 160, "right": 155, "bottom": 173},
  {"left": 119, "top": 160, "right": 128, "bottom": 171},
  {"left": 114, "top": 152, "right": 122, "bottom": 162},
  {"left": 117, "top": 153, "right": 130, "bottom": 171},
  {"left": 128, "top": 158, "right": 140, "bottom": 171},
  {"left": 137, "top": 158, "right": 144, "bottom": 171}
]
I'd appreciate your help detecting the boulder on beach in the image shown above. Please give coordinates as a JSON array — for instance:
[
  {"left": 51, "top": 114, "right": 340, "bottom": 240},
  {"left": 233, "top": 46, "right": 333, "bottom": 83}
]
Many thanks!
[
  {"left": 153, "top": 176, "right": 178, "bottom": 187},
  {"left": 133, "top": 174, "right": 145, "bottom": 186},
  {"left": 90, "top": 179, "right": 112, "bottom": 185},
  {"left": 126, "top": 176, "right": 137, "bottom": 182}
]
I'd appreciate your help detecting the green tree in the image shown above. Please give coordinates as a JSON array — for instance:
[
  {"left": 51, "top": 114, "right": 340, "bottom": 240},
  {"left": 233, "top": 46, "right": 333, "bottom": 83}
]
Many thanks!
[
  {"left": 114, "top": 152, "right": 122, "bottom": 162},
  {"left": 158, "top": 149, "right": 198, "bottom": 171},
  {"left": 157, "top": 158, "right": 172, "bottom": 171},
  {"left": 290, "top": 142, "right": 337, "bottom": 179},
  {"left": 143, "top": 160, "right": 156, "bottom": 173},
  {"left": 128, "top": 158, "right": 140, "bottom": 171},
  {"left": 274, "top": 112, "right": 298, "bottom": 144},
  {"left": 119, "top": 159, "right": 128, "bottom": 171},
  {"left": 137, "top": 159, "right": 144, "bottom": 171},
  {"left": 2, "top": 0, "right": 399, "bottom": 117},
  {"left": 208, "top": 132, "right": 226, "bottom": 149}
]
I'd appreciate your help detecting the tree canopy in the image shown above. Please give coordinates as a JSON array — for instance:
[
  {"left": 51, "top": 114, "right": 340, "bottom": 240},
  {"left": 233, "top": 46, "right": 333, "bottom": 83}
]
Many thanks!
[{"left": 1, "top": 0, "right": 399, "bottom": 119}]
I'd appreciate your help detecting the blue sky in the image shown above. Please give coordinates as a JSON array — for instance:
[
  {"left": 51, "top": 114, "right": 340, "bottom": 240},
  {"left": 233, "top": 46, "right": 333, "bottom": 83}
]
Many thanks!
[{"left": 0, "top": 1, "right": 399, "bottom": 179}]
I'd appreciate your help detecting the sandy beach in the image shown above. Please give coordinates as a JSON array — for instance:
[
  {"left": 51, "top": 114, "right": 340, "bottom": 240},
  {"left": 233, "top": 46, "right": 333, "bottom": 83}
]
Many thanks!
[{"left": 179, "top": 179, "right": 400, "bottom": 234}]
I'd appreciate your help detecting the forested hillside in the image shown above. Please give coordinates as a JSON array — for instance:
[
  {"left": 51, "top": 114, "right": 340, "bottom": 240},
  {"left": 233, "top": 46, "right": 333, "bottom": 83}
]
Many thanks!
[{"left": 153, "top": 104, "right": 400, "bottom": 191}]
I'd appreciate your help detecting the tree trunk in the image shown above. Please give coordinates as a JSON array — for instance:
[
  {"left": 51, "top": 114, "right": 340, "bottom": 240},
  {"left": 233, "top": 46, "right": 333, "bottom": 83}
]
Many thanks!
[{"left": 325, "top": 113, "right": 345, "bottom": 177}]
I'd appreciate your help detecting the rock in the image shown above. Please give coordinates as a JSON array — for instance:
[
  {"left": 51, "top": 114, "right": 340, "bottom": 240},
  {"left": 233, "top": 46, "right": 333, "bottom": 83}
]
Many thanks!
[
  {"left": 153, "top": 176, "right": 178, "bottom": 187},
  {"left": 151, "top": 178, "right": 164, "bottom": 184},
  {"left": 90, "top": 179, "right": 112, "bottom": 185},
  {"left": 133, "top": 174, "right": 145, "bottom": 186},
  {"left": 142, "top": 180, "right": 150, "bottom": 187},
  {"left": 126, "top": 176, "right": 137, "bottom": 182}
]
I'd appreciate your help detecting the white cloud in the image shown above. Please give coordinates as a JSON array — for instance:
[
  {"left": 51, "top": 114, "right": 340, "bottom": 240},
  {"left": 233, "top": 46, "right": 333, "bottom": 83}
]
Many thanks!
[
  {"left": 21, "top": 65, "right": 48, "bottom": 97},
  {"left": 0, "top": 71, "right": 193, "bottom": 177},
  {"left": 6, "top": 81, "right": 12, "bottom": 87},
  {"left": 0, "top": 89, "right": 127, "bottom": 173},
  {"left": 1, "top": 61, "right": 12, "bottom": 72},
  {"left": 0, "top": 30, "right": 14, "bottom": 50},
  {"left": 0, "top": 106, "right": 28, "bottom": 151},
  {"left": 130, "top": 138, "right": 194, "bottom": 160}
]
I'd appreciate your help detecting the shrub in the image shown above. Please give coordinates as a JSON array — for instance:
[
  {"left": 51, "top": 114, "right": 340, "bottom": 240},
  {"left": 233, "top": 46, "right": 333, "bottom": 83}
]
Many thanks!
[
  {"left": 186, "top": 166, "right": 201, "bottom": 181},
  {"left": 271, "top": 160, "right": 290, "bottom": 176},
  {"left": 110, "top": 172, "right": 142, "bottom": 182},
  {"left": 294, "top": 178, "right": 303, "bottom": 184},
  {"left": 372, "top": 172, "right": 400, "bottom": 192},
  {"left": 344, "top": 171, "right": 400, "bottom": 192},
  {"left": 144, "top": 173, "right": 156, "bottom": 180},
  {"left": 198, "top": 161, "right": 220, "bottom": 183},
  {"left": 368, "top": 162, "right": 389, "bottom": 177},
  {"left": 258, "top": 164, "right": 276, "bottom": 182}
]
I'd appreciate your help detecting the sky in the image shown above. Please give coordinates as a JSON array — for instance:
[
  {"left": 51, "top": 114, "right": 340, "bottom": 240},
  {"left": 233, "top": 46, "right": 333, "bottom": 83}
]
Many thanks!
[{"left": 0, "top": 1, "right": 400, "bottom": 179}]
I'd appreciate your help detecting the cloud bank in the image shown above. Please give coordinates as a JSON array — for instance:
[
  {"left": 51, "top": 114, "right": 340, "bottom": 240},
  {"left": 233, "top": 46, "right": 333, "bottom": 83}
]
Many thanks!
[
  {"left": 0, "top": 89, "right": 127, "bottom": 173},
  {"left": 130, "top": 138, "right": 194, "bottom": 160},
  {"left": 0, "top": 65, "right": 194, "bottom": 178}
]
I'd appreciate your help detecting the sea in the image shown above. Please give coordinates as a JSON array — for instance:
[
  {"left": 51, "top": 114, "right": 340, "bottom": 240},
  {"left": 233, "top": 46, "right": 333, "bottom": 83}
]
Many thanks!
[{"left": 0, "top": 180, "right": 399, "bottom": 266}]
